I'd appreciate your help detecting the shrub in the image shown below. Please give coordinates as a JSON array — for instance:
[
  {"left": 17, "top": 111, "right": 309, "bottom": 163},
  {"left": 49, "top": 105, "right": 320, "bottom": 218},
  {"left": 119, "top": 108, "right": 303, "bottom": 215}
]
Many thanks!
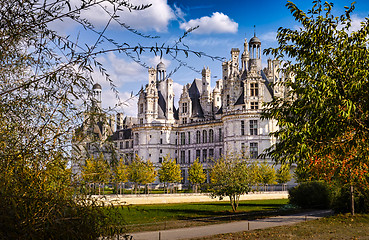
[
  {"left": 289, "top": 181, "right": 331, "bottom": 209},
  {"left": 330, "top": 184, "right": 369, "bottom": 213}
]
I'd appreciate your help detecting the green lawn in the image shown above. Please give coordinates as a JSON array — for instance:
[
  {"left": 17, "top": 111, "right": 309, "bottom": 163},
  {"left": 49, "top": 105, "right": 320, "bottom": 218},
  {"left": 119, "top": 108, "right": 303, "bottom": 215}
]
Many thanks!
[
  {"left": 194, "top": 213, "right": 369, "bottom": 240},
  {"left": 107, "top": 199, "right": 289, "bottom": 232}
]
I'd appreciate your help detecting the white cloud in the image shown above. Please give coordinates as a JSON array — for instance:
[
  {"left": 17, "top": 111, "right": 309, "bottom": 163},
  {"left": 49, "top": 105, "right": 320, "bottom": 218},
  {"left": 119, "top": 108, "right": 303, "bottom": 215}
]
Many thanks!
[
  {"left": 180, "top": 12, "right": 238, "bottom": 34},
  {"left": 172, "top": 82, "right": 183, "bottom": 108},
  {"left": 259, "top": 31, "right": 277, "bottom": 43},
  {"left": 76, "top": 0, "right": 176, "bottom": 32},
  {"left": 349, "top": 15, "right": 364, "bottom": 32}
]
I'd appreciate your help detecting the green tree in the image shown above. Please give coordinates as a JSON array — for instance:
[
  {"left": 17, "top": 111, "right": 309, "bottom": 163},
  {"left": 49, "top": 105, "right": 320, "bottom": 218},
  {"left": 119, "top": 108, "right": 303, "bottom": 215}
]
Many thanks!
[
  {"left": 113, "top": 158, "right": 129, "bottom": 194},
  {"left": 257, "top": 162, "right": 277, "bottom": 191},
  {"left": 276, "top": 164, "right": 292, "bottom": 190},
  {"left": 158, "top": 155, "right": 182, "bottom": 193},
  {"left": 188, "top": 159, "right": 206, "bottom": 193},
  {"left": 128, "top": 155, "right": 157, "bottom": 194},
  {"left": 263, "top": 1, "right": 369, "bottom": 215},
  {"left": 210, "top": 154, "right": 256, "bottom": 212}
]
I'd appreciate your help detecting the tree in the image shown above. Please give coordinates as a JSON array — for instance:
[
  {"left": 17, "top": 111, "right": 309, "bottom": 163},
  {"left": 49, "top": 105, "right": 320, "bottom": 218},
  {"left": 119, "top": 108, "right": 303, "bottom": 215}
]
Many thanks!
[
  {"left": 257, "top": 162, "right": 277, "bottom": 191},
  {"left": 210, "top": 154, "right": 256, "bottom": 212},
  {"left": 1, "top": 0, "right": 221, "bottom": 237},
  {"left": 276, "top": 164, "right": 292, "bottom": 191},
  {"left": 128, "top": 155, "right": 157, "bottom": 194},
  {"left": 113, "top": 158, "right": 129, "bottom": 194},
  {"left": 263, "top": 0, "right": 369, "bottom": 215},
  {"left": 158, "top": 155, "right": 182, "bottom": 193},
  {"left": 188, "top": 159, "right": 206, "bottom": 193}
]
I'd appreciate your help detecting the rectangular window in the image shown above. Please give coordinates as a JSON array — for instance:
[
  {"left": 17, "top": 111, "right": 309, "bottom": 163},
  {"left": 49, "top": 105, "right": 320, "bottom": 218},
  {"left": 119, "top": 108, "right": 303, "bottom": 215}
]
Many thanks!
[
  {"left": 188, "top": 132, "right": 191, "bottom": 144},
  {"left": 180, "top": 150, "right": 185, "bottom": 164},
  {"left": 250, "top": 120, "right": 258, "bottom": 135},
  {"left": 241, "top": 143, "right": 246, "bottom": 157},
  {"left": 159, "top": 157, "right": 163, "bottom": 163},
  {"left": 219, "top": 148, "right": 222, "bottom": 157},
  {"left": 219, "top": 128, "right": 223, "bottom": 142},
  {"left": 250, "top": 142, "right": 258, "bottom": 158},
  {"left": 135, "top": 133, "right": 139, "bottom": 145},
  {"left": 182, "top": 118, "right": 187, "bottom": 124},
  {"left": 241, "top": 120, "right": 245, "bottom": 136},
  {"left": 188, "top": 150, "right": 191, "bottom": 163},
  {"left": 160, "top": 138, "right": 163, "bottom": 144},
  {"left": 196, "top": 149, "right": 201, "bottom": 161},
  {"left": 139, "top": 103, "right": 144, "bottom": 113},
  {"left": 250, "top": 83, "right": 259, "bottom": 96},
  {"left": 120, "top": 142, "right": 123, "bottom": 149},
  {"left": 250, "top": 102, "right": 259, "bottom": 109},
  {"left": 209, "top": 149, "right": 214, "bottom": 159},
  {"left": 202, "top": 149, "right": 207, "bottom": 162},
  {"left": 180, "top": 132, "right": 185, "bottom": 145},
  {"left": 182, "top": 102, "right": 188, "bottom": 113},
  {"left": 125, "top": 141, "right": 129, "bottom": 149}
]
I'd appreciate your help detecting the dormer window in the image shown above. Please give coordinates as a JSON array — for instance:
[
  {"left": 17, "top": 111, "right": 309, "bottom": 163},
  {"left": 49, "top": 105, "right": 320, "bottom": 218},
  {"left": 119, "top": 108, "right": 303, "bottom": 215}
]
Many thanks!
[
  {"left": 250, "top": 83, "right": 259, "bottom": 96},
  {"left": 182, "top": 102, "right": 188, "bottom": 113},
  {"left": 250, "top": 102, "right": 259, "bottom": 109}
]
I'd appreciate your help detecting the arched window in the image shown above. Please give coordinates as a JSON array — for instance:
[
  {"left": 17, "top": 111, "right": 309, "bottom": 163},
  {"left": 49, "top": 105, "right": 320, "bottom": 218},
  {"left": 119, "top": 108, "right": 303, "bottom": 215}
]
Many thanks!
[
  {"left": 202, "top": 130, "right": 207, "bottom": 143},
  {"left": 196, "top": 131, "right": 201, "bottom": 144},
  {"left": 209, "top": 129, "right": 214, "bottom": 143}
]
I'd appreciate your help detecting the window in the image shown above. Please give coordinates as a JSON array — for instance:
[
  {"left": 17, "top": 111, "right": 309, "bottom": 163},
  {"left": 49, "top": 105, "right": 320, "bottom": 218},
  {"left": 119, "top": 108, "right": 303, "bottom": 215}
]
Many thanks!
[
  {"left": 125, "top": 141, "right": 129, "bottom": 148},
  {"left": 182, "top": 118, "right": 187, "bottom": 124},
  {"left": 160, "top": 138, "right": 163, "bottom": 144},
  {"left": 202, "top": 130, "right": 207, "bottom": 143},
  {"left": 140, "top": 118, "right": 143, "bottom": 125},
  {"left": 135, "top": 133, "right": 139, "bottom": 145},
  {"left": 219, "top": 148, "right": 222, "bottom": 157},
  {"left": 250, "top": 83, "right": 259, "bottom": 96},
  {"left": 241, "top": 143, "right": 246, "bottom": 157},
  {"left": 180, "top": 150, "right": 185, "bottom": 164},
  {"left": 209, "top": 129, "right": 214, "bottom": 143},
  {"left": 250, "top": 120, "right": 258, "bottom": 135},
  {"left": 209, "top": 149, "right": 214, "bottom": 159},
  {"left": 159, "top": 157, "right": 163, "bottom": 163},
  {"left": 114, "top": 142, "right": 117, "bottom": 148},
  {"left": 120, "top": 142, "right": 123, "bottom": 149},
  {"left": 160, "top": 149, "right": 162, "bottom": 154},
  {"left": 196, "top": 130, "right": 201, "bottom": 144},
  {"left": 188, "top": 132, "right": 191, "bottom": 144},
  {"left": 196, "top": 150, "right": 201, "bottom": 161},
  {"left": 139, "top": 103, "right": 144, "bottom": 113},
  {"left": 250, "top": 142, "right": 258, "bottom": 158},
  {"left": 241, "top": 120, "right": 245, "bottom": 135},
  {"left": 219, "top": 128, "right": 223, "bottom": 142},
  {"left": 202, "top": 149, "right": 207, "bottom": 162},
  {"left": 180, "top": 132, "right": 185, "bottom": 145},
  {"left": 182, "top": 102, "right": 188, "bottom": 113},
  {"left": 250, "top": 102, "right": 259, "bottom": 109},
  {"left": 188, "top": 150, "right": 191, "bottom": 163},
  {"left": 227, "top": 95, "right": 230, "bottom": 106}
]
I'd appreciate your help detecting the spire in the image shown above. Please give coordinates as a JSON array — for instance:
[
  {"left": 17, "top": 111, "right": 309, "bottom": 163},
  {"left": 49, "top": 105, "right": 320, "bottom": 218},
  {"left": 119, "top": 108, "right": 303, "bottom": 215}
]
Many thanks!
[{"left": 254, "top": 25, "right": 256, "bottom": 37}]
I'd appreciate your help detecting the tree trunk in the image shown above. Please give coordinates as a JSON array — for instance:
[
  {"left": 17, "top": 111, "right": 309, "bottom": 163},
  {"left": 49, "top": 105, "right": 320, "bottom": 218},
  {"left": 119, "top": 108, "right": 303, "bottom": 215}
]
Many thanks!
[{"left": 351, "top": 185, "right": 355, "bottom": 216}]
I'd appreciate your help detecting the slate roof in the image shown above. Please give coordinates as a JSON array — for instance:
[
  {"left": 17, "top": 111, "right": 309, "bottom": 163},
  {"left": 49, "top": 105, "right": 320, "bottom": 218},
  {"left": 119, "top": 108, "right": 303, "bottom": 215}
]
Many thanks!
[
  {"left": 188, "top": 79, "right": 204, "bottom": 118},
  {"left": 261, "top": 70, "right": 274, "bottom": 97}
]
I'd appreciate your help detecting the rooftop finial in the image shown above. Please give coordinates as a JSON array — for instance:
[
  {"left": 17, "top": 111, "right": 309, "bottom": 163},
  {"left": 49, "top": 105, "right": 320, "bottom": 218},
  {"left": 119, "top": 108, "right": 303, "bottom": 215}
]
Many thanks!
[{"left": 254, "top": 25, "right": 256, "bottom": 37}]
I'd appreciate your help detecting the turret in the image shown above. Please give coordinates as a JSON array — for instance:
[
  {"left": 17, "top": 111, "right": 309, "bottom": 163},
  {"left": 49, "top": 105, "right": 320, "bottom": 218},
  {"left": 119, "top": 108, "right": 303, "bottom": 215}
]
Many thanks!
[
  {"left": 248, "top": 33, "right": 262, "bottom": 71},
  {"left": 241, "top": 38, "right": 249, "bottom": 71},
  {"left": 92, "top": 83, "right": 102, "bottom": 109}
]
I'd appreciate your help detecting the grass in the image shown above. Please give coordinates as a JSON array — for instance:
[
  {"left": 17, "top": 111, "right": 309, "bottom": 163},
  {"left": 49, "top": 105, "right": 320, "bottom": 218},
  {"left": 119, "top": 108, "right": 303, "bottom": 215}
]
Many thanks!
[
  {"left": 108, "top": 199, "right": 290, "bottom": 232},
  {"left": 194, "top": 213, "right": 369, "bottom": 240}
]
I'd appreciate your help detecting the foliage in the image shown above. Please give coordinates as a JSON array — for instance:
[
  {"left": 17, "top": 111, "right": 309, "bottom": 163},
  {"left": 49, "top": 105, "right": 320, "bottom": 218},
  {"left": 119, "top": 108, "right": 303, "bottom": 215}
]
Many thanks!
[
  {"left": 210, "top": 154, "right": 256, "bottom": 212},
  {"left": 188, "top": 159, "right": 206, "bottom": 193},
  {"left": 262, "top": 1, "right": 369, "bottom": 213},
  {"left": 257, "top": 161, "right": 277, "bottom": 186},
  {"left": 276, "top": 164, "right": 292, "bottom": 184},
  {"left": 158, "top": 155, "right": 182, "bottom": 193},
  {"left": 128, "top": 155, "right": 157, "bottom": 193},
  {"left": 289, "top": 181, "right": 331, "bottom": 209},
  {"left": 330, "top": 184, "right": 369, "bottom": 214}
]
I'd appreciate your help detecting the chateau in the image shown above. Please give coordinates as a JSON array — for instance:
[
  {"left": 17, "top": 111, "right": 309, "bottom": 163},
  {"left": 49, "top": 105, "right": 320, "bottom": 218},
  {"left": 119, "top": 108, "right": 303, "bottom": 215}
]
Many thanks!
[{"left": 73, "top": 36, "right": 286, "bottom": 183}]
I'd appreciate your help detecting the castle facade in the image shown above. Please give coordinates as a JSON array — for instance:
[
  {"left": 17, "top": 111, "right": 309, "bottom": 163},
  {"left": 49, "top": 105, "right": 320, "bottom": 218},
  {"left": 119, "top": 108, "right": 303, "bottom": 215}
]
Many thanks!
[{"left": 74, "top": 36, "right": 286, "bottom": 184}]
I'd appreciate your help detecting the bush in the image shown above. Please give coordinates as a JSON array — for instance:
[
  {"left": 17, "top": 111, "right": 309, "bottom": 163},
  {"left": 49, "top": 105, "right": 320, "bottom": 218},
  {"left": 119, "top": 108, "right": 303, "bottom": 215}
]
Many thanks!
[
  {"left": 330, "top": 184, "right": 369, "bottom": 213},
  {"left": 289, "top": 181, "right": 331, "bottom": 209}
]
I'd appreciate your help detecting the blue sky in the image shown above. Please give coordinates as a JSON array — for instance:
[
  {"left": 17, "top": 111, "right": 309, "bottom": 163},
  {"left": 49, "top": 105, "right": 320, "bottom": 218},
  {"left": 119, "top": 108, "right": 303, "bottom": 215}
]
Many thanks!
[{"left": 66, "top": 0, "right": 369, "bottom": 116}]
